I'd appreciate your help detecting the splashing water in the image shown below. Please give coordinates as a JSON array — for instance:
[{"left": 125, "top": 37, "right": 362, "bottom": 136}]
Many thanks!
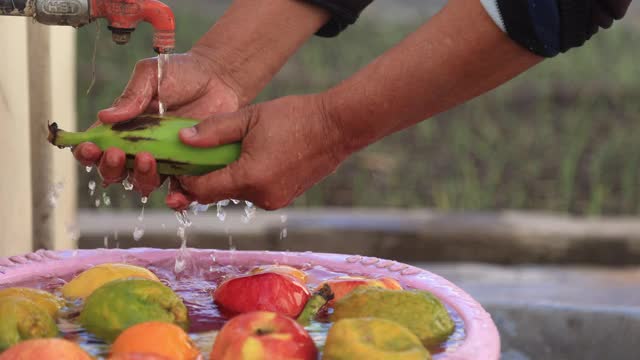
[
  {"left": 158, "top": 54, "right": 169, "bottom": 116},
  {"left": 66, "top": 224, "right": 80, "bottom": 243},
  {"left": 122, "top": 178, "right": 134, "bottom": 191},
  {"left": 133, "top": 226, "right": 145, "bottom": 241},
  {"left": 133, "top": 206, "right": 145, "bottom": 241},
  {"left": 102, "top": 192, "right": 111, "bottom": 206},
  {"left": 174, "top": 210, "right": 192, "bottom": 274},
  {"left": 241, "top": 201, "right": 256, "bottom": 223},
  {"left": 190, "top": 202, "right": 210, "bottom": 215},
  {"left": 216, "top": 203, "right": 226, "bottom": 222},
  {"left": 141, "top": 196, "right": 148, "bottom": 204},
  {"left": 88, "top": 181, "right": 96, "bottom": 196},
  {"left": 47, "top": 182, "right": 64, "bottom": 208},
  {"left": 85, "top": 166, "right": 92, "bottom": 173}
]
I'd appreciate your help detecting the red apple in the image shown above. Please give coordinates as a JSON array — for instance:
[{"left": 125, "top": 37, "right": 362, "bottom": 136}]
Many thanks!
[
  {"left": 210, "top": 311, "right": 317, "bottom": 360},
  {"left": 316, "top": 276, "right": 402, "bottom": 306},
  {"left": 214, "top": 272, "right": 310, "bottom": 318}
]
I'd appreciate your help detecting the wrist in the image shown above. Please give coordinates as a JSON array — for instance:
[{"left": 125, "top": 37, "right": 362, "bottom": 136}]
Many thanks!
[{"left": 193, "top": 0, "right": 330, "bottom": 105}]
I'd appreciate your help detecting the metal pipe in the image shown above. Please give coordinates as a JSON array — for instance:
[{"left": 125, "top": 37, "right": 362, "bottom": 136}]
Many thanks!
[{"left": 0, "top": 0, "right": 35, "bottom": 16}]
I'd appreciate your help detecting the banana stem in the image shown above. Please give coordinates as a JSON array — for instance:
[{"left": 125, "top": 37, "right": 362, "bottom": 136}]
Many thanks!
[
  {"left": 297, "top": 284, "right": 334, "bottom": 326},
  {"left": 47, "top": 123, "right": 91, "bottom": 148}
]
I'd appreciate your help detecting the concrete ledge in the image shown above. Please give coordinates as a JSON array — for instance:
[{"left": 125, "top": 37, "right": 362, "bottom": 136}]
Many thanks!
[
  {"left": 77, "top": 208, "right": 640, "bottom": 265},
  {"left": 485, "top": 303, "right": 640, "bottom": 360}
]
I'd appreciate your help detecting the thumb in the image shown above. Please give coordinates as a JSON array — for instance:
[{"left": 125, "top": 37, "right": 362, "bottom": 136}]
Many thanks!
[
  {"left": 178, "top": 162, "right": 244, "bottom": 205},
  {"left": 98, "top": 58, "right": 157, "bottom": 123},
  {"left": 179, "top": 107, "right": 254, "bottom": 148}
]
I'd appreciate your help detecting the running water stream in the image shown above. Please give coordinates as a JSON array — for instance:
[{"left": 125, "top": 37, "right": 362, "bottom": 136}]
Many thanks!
[{"left": 158, "top": 54, "right": 169, "bottom": 116}]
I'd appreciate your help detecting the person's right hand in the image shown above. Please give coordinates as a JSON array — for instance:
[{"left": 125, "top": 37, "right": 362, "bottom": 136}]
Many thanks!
[{"left": 74, "top": 50, "right": 243, "bottom": 196}]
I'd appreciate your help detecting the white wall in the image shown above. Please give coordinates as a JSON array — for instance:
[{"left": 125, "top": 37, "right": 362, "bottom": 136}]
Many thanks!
[{"left": 0, "top": 18, "right": 77, "bottom": 257}]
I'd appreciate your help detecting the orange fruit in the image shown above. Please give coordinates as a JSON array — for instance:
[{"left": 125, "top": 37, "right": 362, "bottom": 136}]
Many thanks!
[
  {"left": 249, "top": 265, "right": 308, "bottom": 283},
  {"left": 0, "top": 338, "right": 92, "bottom": 360},
  {"left": 109, "top": 354, "right": 171, "bottom": 360},
  {"left": 110, "top": 322, "right": 200, "bottom": 360}
]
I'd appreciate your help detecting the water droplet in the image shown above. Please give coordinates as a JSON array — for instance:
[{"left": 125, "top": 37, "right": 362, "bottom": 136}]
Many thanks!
[
  {"left": 279, "top": 228, "right": 287, "bottom": 240},
  {"left": 231, "top": 199, "right": 240, "bottom": 205},
  {"left": 47, "top": 182, "right": 64, "bottom": 208},
  {"left": 103, "top": 236, "right": 108, "bottom": 248},
  {"left": 133, "top": 226, "right": 144, "bottom": 241},
  {"left": 280, "top": 214, "right": 287, "bottom": 223},
  {"left": 138, "top": 206, "right": 145, "bottom": 222},
  {"left": 175, "top": 211, "right": 192, "bottom": 227},
  {"left": 122, "top": 178, "right": 134, "bottom": 191},
  {"left": 190, "top": 202, "right": 210, "bottom": 215},
  {"left": 94, "top": 199, "right": 101, "bottom": 207},
  {"left": 85, "top": 166, "right": 92, "bottom": 173},
  {"left": 102, "top": 192, "right": 111, "bottom": 206},
  {"left": 88, "top": 180, "right": 96, "bottom": 196},
  {"left": 218, "top": 199, "right": 230, "bottom": 207},
  {"left": 228, "top": 235, "right": 235, "bottom": 251},
  {"left": 141, "top": 196, "right": 148, "bottom": 204},
  {"left": 216, "top": 203, "right": 226, "bottom": 222},
  {"left": 242, "top": 201, "right": 256, "bottom": 223},
  {"left": 66, "top": 224, "right": 80, "bottom": 243}
]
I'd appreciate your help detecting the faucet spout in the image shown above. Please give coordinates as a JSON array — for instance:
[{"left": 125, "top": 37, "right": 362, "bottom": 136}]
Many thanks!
[{"left": 90, "top": 0, "right": 175, "bottom": 53}]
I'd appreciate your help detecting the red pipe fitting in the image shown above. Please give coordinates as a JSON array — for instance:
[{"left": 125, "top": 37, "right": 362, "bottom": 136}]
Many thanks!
[{"left": 90, "top": 0, "right": 176, "bottom": 53}]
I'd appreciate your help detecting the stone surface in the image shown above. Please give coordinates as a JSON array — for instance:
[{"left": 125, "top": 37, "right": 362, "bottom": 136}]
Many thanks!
[
  {"left": 416, "top": 263, "right": 640, "bottom": 360},
  {"left": 78, "top": 209, "right": 640, "bottom": 265}
]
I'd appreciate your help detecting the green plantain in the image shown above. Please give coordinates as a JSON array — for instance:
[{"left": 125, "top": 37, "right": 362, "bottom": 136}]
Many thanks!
[{"left": 47, "top": 115, "right": 241, "bottom": 176}]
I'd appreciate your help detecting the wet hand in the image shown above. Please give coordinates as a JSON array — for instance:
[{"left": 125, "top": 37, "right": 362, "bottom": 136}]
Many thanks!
[
  {"left": 166, "top": 94, "right": 348, "bottom": 211},
  {"left": 74, "top": 49, "right": 242, "bottom": 196}
]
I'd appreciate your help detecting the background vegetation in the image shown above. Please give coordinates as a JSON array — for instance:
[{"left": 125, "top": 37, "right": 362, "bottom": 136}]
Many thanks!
[{"left": 76, "top": 2, "right": 640, "bottom": 216}]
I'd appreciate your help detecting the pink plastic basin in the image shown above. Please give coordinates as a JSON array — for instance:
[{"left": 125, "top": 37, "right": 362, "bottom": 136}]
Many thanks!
[{"left": 0, "top": 248, "right": 500, "bottom": 359}]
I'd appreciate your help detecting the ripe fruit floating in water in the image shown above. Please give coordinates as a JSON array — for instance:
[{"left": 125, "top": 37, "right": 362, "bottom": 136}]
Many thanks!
[
  {"left": 214, "top": 272, "right": 311, "bottom": 318},
  {"left": 0, "top": 287, "right": 64, "bottom": 318},
  {"left": 0, "top": 338, "right": 92, "bottom": 360},
  {"left": 79, "top": 278, "right": 189, "bottom": 342},
  {"left": 210, "top": 311, "right": 317, "bottom": 360},
  {"left": 0, "top": 297, "right": 58, "bottom": 351},
  {"left": 315, "top": 275, "right": 402, "bottom": 306},
  {"left": 331, "top": 287, "right": 455, "bottom": 347},
  {"left": 47, "top": 116, "right": 241, "bottom": 176},
  {"left": 62, "top": 263, "right": 160, "bottom": 299},
  {"left": 323, "top": 318, "right": 431, "bottom": 360},
  {"left": 110, "top": 322, "right": 200, "bottom": 360},
  {"left": 248, "top": 265, "right": 308, "bottom": 284}
]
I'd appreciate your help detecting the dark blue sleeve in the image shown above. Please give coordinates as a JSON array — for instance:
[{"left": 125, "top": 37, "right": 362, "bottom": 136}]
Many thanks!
[{"left": 485, "top": 0, "right": 632, "bottom": 57}]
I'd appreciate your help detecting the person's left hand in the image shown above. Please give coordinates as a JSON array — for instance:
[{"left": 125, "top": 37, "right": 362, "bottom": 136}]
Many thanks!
[{"left": 166, "top": 94, "right": 348, "bottom": 210}]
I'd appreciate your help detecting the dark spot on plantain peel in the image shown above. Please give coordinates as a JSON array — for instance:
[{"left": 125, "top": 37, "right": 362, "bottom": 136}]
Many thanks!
[
  {"left": 123, "top": 136, "right": 155, "bottom": 142},
  {"left": 112, "top": 116, "right": 161, "bottom": 132}
]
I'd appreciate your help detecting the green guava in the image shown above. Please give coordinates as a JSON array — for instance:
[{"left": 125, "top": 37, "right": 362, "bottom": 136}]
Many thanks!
[
  {"left": 79, "top": 278, "right": 189, "bottom": 342},
  {"left": 331, "top": 287, "right": 455, "bottom": 346},
  {"left": 0, "top": 296, "right": 58, "bottom": 351}
]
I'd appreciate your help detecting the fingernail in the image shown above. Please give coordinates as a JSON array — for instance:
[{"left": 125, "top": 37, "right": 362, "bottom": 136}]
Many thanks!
[
  {"left": 180, "top": 127, "right": 198, "bottom": 138},
  {"left": 138, "top": 158, "right": 151, "bottom": 173},
  {"left": 106, "top": 151, "right": 120, "bottom": 167},
  {"left": 81, "top": 146, "right": 92, "bottom": 159}
]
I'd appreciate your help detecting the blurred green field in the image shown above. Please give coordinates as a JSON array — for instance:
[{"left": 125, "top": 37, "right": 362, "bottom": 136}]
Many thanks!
[{"left": 76, "top": 9, "right": 640, "bottom": 215}]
